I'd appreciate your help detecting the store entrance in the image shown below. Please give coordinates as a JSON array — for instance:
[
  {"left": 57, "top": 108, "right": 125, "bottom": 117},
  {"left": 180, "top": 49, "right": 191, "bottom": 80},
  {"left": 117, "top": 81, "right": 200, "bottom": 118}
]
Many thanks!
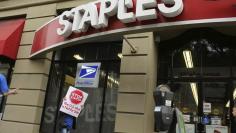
[
  {"left": 157, "top": 28, "right": 236, "bottom": 133},
  {"left": 54, "top": 61, "right": 120, "bottom": 133},
  {"left": 40, "top": 42, "right": 122, "bottom": 133}
]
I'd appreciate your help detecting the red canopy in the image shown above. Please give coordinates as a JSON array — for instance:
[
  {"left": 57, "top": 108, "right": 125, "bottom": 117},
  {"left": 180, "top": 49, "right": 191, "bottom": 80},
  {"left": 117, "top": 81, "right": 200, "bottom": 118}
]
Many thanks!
[{"left": 0, "top": 19, "right": 25, "bottom": 60}]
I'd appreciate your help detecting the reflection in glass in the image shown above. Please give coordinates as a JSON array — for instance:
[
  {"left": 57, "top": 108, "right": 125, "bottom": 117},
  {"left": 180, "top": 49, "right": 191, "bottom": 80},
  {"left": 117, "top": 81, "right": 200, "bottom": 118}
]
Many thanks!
[
  {"left": 158, "top": 29, "right": 236, "bottom": 79},
  {"left": 40, "top": 63, "right": 64, "bottom": 133},
  {"left": 61, "top": 43, "right": 122, "bottom": 61},
  {"left": 183, "top": 50, "right": 194, "bottom": 69},
  {"left": 190, "top": 83, "right": 198, "bottom": 106},
  {"left": 172, "top": 82, "right": 198, "bottom": 114},
  {"left": 158, "top": 29, "right": 236, "bottom": 132},
  {"left": 233, "top": 88, "right": 236, "bottom": 99},
  {"left": 202, "top": 82, "right": 229, "bottom": 126},
  {"left": 101, "top": 64, "right": 120, "bottom": 133}
]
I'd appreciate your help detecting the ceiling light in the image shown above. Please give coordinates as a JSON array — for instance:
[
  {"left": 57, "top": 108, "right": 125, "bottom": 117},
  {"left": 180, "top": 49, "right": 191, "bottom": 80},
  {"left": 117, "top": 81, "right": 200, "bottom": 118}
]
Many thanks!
[
  {"left": 183, "top": 50, "right": 194, "bottom": 68},
  {"left": 226, "top": 101, "right": 230, "bottom": 108},
  {"left": 73, "top": 54, "right": 83, "bottom": 60},
  {"left": 233, "top": 88, "right": 236, "bottom": 99},
  {"left": 118, "top": 53, "right": 123, "bottom": 59},
  {"left": 190, "top": 83, "right": 198, "bottom": 106}
]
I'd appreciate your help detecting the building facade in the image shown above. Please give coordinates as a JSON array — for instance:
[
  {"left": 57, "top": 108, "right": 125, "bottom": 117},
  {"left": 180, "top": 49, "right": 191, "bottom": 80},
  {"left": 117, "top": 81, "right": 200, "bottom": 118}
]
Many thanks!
[{"left": 0, "top": 0, "right": 235, "bottom": 133}]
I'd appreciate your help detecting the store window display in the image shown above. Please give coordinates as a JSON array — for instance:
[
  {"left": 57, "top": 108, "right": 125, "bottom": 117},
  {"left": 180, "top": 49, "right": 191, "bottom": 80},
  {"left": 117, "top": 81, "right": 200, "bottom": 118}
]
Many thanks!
[{"left": 157, "top": 28, "right": 236, "bottom": 133}]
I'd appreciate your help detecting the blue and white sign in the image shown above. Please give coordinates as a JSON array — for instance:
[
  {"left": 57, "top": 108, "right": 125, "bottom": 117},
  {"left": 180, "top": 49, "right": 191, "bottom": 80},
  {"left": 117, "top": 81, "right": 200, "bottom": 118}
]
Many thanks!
[
  {"left": 75, "top": 63, "right": 101, "bottom": 88},
  {"left": 79, "top": 65, "right": 98, "bottom": 78}
]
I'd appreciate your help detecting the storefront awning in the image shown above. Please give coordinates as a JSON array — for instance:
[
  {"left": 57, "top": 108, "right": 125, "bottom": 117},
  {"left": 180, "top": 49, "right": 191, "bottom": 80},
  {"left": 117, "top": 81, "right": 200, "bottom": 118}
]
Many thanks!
[{"left": 0, "top": 19, "right": 25, "bottom": 60}]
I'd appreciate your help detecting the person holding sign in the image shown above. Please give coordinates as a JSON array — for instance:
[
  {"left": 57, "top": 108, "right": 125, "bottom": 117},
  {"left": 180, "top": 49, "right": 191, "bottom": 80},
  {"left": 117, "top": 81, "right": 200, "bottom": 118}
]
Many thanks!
[
  {"left": 60, "top": 98, "right": 76, "bottom": 133},
  {"left": 59, "top": 86, "right": 88, "bottom": 133}
]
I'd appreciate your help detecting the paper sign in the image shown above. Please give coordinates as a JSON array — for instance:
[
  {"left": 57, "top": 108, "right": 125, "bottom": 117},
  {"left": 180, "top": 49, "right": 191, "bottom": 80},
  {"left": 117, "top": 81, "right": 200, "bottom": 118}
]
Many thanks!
[
  {"left": 211, "top": 117, "right": 221, "bottom": 125},
  {"left": 183, "top": 114, "right": 190, "bottom": 123},
  {"left": 203, "top": 102, "right": 211, "bottom": 113},
  {"left": 165, "top": 100, "right": 172, "bottom": 106},
  {"left": 185, "top": 124, "right": 195, "bottom": 133},
  {"left": 154, "top": 107, "right": 161, "bottom": 112},
  {"left": 206, "top": 125, "right": 228, "bottom": 133},
  {"left": 60, "top": 86, "right": 88, "bottom": 117}
]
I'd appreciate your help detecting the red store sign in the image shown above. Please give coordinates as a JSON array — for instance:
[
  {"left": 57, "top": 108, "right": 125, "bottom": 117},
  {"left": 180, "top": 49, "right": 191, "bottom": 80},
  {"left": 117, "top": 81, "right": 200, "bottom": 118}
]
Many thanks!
[{"left": 31, "top": 0, "right": 236, "bottom": 57}]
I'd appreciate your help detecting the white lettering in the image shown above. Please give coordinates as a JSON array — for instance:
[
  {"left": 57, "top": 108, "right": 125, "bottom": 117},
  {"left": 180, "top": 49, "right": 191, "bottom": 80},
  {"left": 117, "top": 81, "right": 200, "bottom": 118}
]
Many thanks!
[
  {"left": 158, "top": 0, "right": 184, "bottom": 17},
  {"left": 118, "top": 0, "right": 136, "bottom": 23},
  {"left": 71, "top": 7, "right": 84, "bottom": 33},
  {"left": 136, "top": 0, "right": 157, "bottom": 21},
  {"left": 98, "top": 0, "right": 118, "bottom": 28},
  {"left": 78, "top": 3, "right": 100, "bottom": 32},
  {"left": 56, "top": 0, "right": 184, "bottom": 38},
  {"left": 57, "top": 11, "right": 73, "bottom": 38}
]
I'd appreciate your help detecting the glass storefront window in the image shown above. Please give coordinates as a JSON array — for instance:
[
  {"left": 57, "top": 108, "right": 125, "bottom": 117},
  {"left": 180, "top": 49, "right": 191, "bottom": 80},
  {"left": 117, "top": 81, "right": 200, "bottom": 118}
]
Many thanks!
[
  {"left": 40, "top": 63, "right": 64, "bottom": 133},
  {"left": 172, "top": 82, "right": 198, "bottom": 114},
  {"left": 202, "top": 82, "right": 229, "bottom": 126},
  {"left": 60, "top": 43, "right": 122, "bottom": 61},
  {"left": 158, "top": 29, "right": 236, "bottom": 79},
  {"left": 41, "top": 42, "right": 122, "bottom": 133},
  {"left": 157, "top": 28, "right": 236, "bottom": 133},
  {"left": 172, "top": 82, "right": 198, "bottom": 118},
  {"left": 201, "top": 38, "right": 232, "bottom": 78}
]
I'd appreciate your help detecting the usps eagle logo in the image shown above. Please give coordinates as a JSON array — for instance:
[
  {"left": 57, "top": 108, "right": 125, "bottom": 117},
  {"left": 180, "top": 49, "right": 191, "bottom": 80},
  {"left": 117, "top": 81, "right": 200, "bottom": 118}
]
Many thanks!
[{"left": 79, "top": 65, "right": 98, "bottom": 79}]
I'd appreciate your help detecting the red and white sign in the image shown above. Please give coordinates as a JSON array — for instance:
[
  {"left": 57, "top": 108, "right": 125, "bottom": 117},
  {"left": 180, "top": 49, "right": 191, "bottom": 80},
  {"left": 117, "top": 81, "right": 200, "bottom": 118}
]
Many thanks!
[
  {"left": 31, "top": 0, "right": 236, "bottom": 57},
  {"left": 60, "top": 86, "right": 88, "bottom": 117}
]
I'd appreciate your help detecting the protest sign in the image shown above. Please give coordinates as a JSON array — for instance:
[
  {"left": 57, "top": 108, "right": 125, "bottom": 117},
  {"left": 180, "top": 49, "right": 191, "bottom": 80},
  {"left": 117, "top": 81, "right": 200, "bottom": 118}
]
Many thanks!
[{"left": 60, "top": 86, "right": 88, "bottom": 117}]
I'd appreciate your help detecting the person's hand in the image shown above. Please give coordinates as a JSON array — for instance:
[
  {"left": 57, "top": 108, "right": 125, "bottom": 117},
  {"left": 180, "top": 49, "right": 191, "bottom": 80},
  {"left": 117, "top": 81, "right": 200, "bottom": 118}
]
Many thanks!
[
  {"left": 9, "top": 88, "right": 18, "bottom": 95},
  {"left": 3, "top": 88, "right": 18, "bottom": 96}
]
